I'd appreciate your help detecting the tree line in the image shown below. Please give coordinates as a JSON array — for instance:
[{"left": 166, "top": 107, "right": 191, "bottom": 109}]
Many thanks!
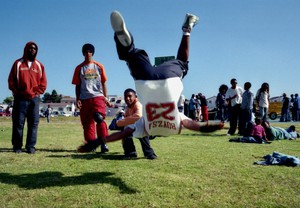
[{"left": 2, "top": 90, "right": 62, "bottom": 105}]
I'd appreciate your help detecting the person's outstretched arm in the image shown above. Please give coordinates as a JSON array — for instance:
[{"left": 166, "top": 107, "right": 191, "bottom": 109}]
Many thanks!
[{"left": 180, "top": 113, "right": 224, "bottom": 132}]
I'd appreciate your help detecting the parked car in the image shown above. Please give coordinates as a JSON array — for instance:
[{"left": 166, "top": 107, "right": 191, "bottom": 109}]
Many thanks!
[
  {"left": 268, "top": 101, "right": 282, "bottom": 120},
  {"left": 59, "top": 112, "right": 72, "bottom": 117},
  {"left": 254, "top": 101, "right": 282, "bottom": 120},
  {"left": 51, "top": 111, "right": 72, "bottom": 117},
  {"left": 0, "top": 108, "right": 11, "bottom": 117}
]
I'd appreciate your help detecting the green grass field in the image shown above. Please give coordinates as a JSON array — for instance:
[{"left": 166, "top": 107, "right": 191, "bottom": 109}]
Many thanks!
[{"left": 0, "top": 117, "right": 299, "bottom": 208}]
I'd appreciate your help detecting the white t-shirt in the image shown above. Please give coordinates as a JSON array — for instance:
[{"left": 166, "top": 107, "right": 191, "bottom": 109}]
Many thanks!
[
  {"left": 225, "top": 86, "right": 243, "bottom": 106},
  {"left": 256, "top": 90, "right": 269, "bottom": 108},
  {"left": 132, "top": 77, "right": 183, "bottom": 137}
]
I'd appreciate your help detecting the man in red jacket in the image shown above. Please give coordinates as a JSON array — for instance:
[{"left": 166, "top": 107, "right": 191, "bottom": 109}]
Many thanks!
[{"left": 8, "top": 41, "right": 47, "bottom": 154}]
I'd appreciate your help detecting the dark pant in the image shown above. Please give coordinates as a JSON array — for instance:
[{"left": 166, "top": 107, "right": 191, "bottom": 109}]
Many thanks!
[
  {"left": 123, "top": 136, "right": 155, "bottom": 157},
  {"left": 114, "top": 35, "right": 188, "bottom": 80},
  {"left": 12, "top": 96, "right": 40, "bottom": 150},
  {"left": 280, "top": 107, "right": 289, "bottom": 122},
  {"left": 228, "top": 104, "right": 242, "bottom": 135},
  {"left": 240, "top": 108, "right": 252, "bottom": 136}
]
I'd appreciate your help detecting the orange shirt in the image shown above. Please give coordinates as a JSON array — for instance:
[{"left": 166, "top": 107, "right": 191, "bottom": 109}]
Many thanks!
[{"left": 116, "top": 99, "right": 142, "bottom": 127}]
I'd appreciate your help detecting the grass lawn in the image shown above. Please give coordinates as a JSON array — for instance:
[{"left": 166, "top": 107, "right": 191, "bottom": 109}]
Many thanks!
[{"left": 0, "top": 117, "right": 299, "bottom": 208}]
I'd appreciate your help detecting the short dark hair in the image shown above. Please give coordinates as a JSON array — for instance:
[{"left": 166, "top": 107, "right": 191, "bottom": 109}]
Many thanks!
[
  {"left": 82, "top": 43, "right": 95, "bottom": 55},
  {"left": 244, "top": 82, "right": 251, "bottom": 89},
  {"left": 230, "top": 78, "right": 237, "bottom": 84},
  {"left": 124, "top": 88, "right": 136, "bottom": 96},
  {"left": 255, "top": 117, "right": 262, "bottom": 125}
]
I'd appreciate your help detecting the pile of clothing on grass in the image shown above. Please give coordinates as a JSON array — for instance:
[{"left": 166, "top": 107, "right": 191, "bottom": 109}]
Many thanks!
[{"left": 254, "top": 152, "right": 300, "bottom": 167}]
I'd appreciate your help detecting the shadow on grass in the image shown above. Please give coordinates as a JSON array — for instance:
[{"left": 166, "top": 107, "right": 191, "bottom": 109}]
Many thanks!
[
  {"left": 47, "top": 152, "right": 142, "bottom": 161},
  {"left": 181, "top": 133, "right": 227, "bottom": 137},
  {"left": 0, "top": 171, "right": 138, "bottom": 194},
  {"left": 0, "top": 148, "right": 77, "bottom": 153}
]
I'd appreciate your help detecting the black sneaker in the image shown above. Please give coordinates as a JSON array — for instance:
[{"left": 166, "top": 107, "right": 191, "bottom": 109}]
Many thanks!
[
  {"left": 146, "top": 154, "right": 157, "bottom": 160},
  {"left": 149, "top": 136, "right": 156, "bottom": 140},
  {"left": 123, "top": 152, "right": 137, "bottom": 160},
  {"left": 100, "top": 144, "right": 109, "bottom": 153},
  {"left": 13, "top": 148, "right": 22, "bottom": 154},
  {"left": 78, "top": 140, "right": 100, "bottom": 153},
  {"left": 26, "top": 148, "right": 36, "bottom": 154}
]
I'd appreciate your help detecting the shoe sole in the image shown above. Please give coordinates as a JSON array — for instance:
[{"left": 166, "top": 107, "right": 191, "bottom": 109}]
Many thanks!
[{"left": 110, "top": 11, "right": 131, "bottom": 46}]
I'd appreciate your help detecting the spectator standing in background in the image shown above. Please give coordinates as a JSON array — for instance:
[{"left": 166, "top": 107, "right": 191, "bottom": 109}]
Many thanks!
[
  {"left": 178, "top": 94, "right": 185, "bottom": 113},
  {"left": 240, "top": 82, "right": 254, "bottom": 136},
  {"left": 189, "top": 94, "right": 197, "bottom": 120},
  {"left": 8, "top": 41, "right": 47, "bottom": 154},
  {"left": 293, "top": 93, "right": 299, "bottom": 121},
  {"left": 225, "top": 78, "right": 243, "bottom": 135},
  {"left": 216, "top": 84, "right": 228, "bottom": 122},
  {"left": 280, "top": 93, "right": 290, "bottom": 122},
  {"left": 290, "top": 94, "right": 295, "bottom": 121},
  {"left": 255, "top": 82, "right": 270, "bottom": 121},
  {"left": 198, "top": 93, "right": 208, "bottom": 122},
  {"left": 45, "top": 104, "right": 52, "bottom": 123}
]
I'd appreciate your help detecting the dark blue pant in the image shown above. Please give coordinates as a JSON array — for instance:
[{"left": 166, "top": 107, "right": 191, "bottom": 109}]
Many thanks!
[
  {"left": 12, "top": 97, "right": 40, "bottom": 150},
  {"left": 114, "top": 35, "right": 188, "bottom": 80},
  {"left": 228, "top": 104, "right": 242, "bottom": 135},
  {"left": 280, "top": 107, "right": 289, "bottom": 122},
  {"left": 123, "top": 136, "right": 155, "bottom": 157},
  {"left": 240, "top": 108, "right": 252, "bottom": 136}
]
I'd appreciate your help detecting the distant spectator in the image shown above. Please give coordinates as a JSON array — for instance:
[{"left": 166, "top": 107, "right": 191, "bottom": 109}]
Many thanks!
[
  {"left": 290, "top": 94, "right": 295, "bottom": 121},
  {"left": 198, "top": 93, "right": 208, "bottom": 122},
  {"left": 280, "top": 93, "right": 290, "bottom": 122},
  {"left": 195, "top": 94, "right": 201, "bottom": 121},
  {"left": 184, "top": 99, "right": 189, "bottom": 117},
  {"left": 293, "top": 93, "right": 299, "bottom": 121},
  {"left": 225, "top": 78, "right": 243, "bottom": 135},
  {"left": 178, "top": 94, "right": 185, "bottom": 113},
  {"left": 45, "top": 105, "right": 52, "bottom": 123},
  {"left": 255, "top": 82, "right": 270, "bottom": 121},
  {"left": 216, "top": 84, "right": 228, "bottom": 122},
  {"left": 240, "top": 82, "right": 254, "bottom": 136},
  {"left": 189, "top": 94, "right": 197, "bottom": 120}
]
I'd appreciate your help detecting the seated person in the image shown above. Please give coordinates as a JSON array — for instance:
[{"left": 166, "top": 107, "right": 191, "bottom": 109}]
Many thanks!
[
  {"left": 262, "top": 122, "right": 299, "bottom": 140},
  {"left": 229, "top": 117, "right": 270, "bottom": 144}
]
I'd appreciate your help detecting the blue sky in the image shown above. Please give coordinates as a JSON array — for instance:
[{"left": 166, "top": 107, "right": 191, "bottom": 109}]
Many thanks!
[{"left": 1, "top": 0, "right": 299, "bottom": 102}]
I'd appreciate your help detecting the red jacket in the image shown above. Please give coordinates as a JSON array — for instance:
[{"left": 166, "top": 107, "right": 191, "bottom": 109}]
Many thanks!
[{"left": 8, "top": 42, "right": 47, "bottom": 99}]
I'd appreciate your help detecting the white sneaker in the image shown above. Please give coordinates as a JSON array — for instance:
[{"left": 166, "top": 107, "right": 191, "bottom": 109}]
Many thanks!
[
  {"left": 110, "top": 11, "right": 132, "bottom": 47},
  {"left": 182, "top": 13, "right": 199, "bottom": 34}
]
